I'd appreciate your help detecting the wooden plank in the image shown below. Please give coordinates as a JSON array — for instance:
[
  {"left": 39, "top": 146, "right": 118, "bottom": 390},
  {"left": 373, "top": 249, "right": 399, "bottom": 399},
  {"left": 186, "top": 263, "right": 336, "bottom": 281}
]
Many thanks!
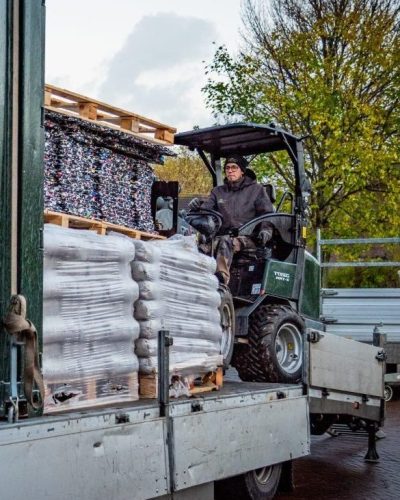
[
  {"left": 215, "top": 367, "right": 223, "bottom": 387},
  {"left": 155, "top": 129, "right": 175, "bottom": 144},
  {"left": 139, "top": 375, "right": 158, "bottom": 399},
  {"left": 45, "top": 106, "right": 173, "bottom": 146},
  {"left": 139, "top": 369, "right": 223, "bottom": 399},
  {"left": 44, "top": 210, "right": 166, "bottom": 240},
  {"left": 120, "top": 117, "right": 140, "bottom": 133},
  {"left": 78, "top": 102, "right": 98, "bottom": 120},
  {"left": 45, "top": 84, "right": 176, "bottom": 133},
  {"left": 52, "top": 101, "right": 79, "bottom": 110},
  {"left": 44, "top": 90, "right": 52, "bottom": 106}
]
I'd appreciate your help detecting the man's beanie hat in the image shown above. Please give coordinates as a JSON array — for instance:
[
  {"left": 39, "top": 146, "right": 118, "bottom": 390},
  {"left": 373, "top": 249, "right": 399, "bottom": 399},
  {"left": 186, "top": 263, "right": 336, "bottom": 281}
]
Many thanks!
[{"left": 224, "top": 155, "right": 248, "bottom": 173}]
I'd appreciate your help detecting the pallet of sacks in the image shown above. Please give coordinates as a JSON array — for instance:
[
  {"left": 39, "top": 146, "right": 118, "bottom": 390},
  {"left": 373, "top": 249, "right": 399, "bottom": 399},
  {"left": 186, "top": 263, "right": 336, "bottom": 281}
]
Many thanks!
[
  {"left": 132, "top": 235, "right": 224, "bottom": 398},
  {"left": 42, "top": 224, "right": 140, "bottom": 413}
]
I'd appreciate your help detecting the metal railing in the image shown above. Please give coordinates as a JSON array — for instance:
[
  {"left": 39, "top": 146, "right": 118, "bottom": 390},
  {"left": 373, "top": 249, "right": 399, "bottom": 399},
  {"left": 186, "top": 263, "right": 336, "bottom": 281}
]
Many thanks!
[{"left": 316, "top": 229, "right": 400, "bottom": 268}]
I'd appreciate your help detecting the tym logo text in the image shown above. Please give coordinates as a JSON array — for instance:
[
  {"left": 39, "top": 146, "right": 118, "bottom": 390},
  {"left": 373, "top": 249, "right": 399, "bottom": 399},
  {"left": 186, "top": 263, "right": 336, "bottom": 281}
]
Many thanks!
[{"left": 274, "top": 271, "right": 290, "bottom": 282}]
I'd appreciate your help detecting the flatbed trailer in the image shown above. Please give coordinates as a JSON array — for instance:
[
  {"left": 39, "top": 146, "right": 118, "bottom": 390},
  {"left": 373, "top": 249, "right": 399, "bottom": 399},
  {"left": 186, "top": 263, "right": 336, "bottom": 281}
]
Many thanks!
[
  {"left": 0, "top": 382, "right": 307, "bottom": 500},
  {"left": 0, "top": 329, "right": 385, "bottom": 500}
]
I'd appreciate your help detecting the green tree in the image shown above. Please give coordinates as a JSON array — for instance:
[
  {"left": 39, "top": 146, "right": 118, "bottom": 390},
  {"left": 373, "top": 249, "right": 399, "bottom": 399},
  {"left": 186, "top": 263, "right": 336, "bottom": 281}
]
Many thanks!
[
  {"left": 154, "top": 147, "right": 212, "bottom": 196},
  {"left": 203, "top": 0, "right": 400, "bottom": 243}
]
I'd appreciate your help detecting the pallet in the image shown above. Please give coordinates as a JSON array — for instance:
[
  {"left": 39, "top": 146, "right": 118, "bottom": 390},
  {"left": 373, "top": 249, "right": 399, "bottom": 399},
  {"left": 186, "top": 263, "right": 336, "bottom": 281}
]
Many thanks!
[
  {"left": 44, "top": 372, "right": 139, "bottom": 414},
  {"left": 44, "top": 84, "right": 176, "bottom": 145},
  {"left": 139, "top": 367, "right": 224, "bottom": 399},
  {"left": 44, "top": 210, "right": 165, "bottom": 240}
]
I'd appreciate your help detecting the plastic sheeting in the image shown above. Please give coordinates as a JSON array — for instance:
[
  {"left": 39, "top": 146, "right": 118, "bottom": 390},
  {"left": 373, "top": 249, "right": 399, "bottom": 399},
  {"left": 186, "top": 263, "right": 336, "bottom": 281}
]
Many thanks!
[
  {"left": 132, "top": 236, "right": 223, "bottom": 378},
  {"left": 43, "top": 224, "right": 140, "bottom": 412},
  {"left": 44, "top": 110, "right": 172, "bottom": 232}
]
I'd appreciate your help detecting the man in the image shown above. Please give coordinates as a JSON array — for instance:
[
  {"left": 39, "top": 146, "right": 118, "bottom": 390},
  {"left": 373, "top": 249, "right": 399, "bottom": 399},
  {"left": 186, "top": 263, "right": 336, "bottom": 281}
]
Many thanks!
[{"left": 189, "top": 155, "right": 273, "bottom": 285}]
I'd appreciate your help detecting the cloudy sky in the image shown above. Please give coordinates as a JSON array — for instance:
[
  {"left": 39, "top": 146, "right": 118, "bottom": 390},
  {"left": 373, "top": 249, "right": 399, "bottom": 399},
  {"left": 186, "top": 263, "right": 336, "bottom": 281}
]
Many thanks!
[{"left": 46, "top": 0, "right": 243, "bottom": 132}]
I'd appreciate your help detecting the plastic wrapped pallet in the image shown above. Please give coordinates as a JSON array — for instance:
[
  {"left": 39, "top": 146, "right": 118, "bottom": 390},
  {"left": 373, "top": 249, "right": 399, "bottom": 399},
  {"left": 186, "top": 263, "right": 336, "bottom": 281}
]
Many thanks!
[
  {"left": 132, "top": 235, "right": 223, "bottom": 396},
  {"left": 43, "top": 224, "right": 140, "bottom": 413}
]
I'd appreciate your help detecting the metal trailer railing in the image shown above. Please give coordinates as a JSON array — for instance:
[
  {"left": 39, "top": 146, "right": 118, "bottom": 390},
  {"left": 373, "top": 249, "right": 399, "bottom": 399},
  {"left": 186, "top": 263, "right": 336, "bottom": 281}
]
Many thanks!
[
  {"left": 316, "top": 229, "right": 400, "bottom": 270},
  {"left": 316, "top": 229, "right": 400, "bottom": 400}
]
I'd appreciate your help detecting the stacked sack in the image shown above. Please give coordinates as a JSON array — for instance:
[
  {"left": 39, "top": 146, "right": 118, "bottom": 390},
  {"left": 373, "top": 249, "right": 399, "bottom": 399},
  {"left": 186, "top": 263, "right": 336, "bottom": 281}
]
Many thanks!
[
  {"left": 43, "top": 224, "right": 140, "bottom": 413},
  {"left": 132, "top": 236, "right": 223, "bottom": 389}
]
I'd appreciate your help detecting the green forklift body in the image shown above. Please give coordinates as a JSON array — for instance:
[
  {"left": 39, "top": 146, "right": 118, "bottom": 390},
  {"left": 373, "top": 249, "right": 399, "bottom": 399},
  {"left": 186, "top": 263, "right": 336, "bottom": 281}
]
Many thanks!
[
  {"left": 262, "top": 260, "right": 297, "bottom": 299},
  {"left": 299, "top": 251, "right": 321, "bottom": 320}
]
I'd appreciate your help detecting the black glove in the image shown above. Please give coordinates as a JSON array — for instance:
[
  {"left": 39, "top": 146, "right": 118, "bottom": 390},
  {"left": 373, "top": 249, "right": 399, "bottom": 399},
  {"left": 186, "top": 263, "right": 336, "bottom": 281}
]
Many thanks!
[
  {"left": 258, "top": 229, "right": 273, "bottom": 246},
  {"left": 188, "top": 197, "right": 202, "bottom": 211}
]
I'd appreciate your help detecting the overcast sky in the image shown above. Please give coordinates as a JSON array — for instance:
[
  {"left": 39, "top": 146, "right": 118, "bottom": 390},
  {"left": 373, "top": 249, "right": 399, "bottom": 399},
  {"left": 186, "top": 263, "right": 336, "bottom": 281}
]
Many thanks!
[{"left": 45, "top": 0, "right": 243, "bottom": 132}]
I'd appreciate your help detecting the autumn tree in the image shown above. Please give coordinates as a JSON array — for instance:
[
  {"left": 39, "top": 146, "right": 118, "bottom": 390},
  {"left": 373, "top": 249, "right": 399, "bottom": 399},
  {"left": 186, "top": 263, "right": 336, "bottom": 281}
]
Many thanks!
[
  {"left": 203, "top": 0, "right": 400, "bottom": 244},
  {"left": 154, "top": 147, "right": 212, "bottom": 196}
]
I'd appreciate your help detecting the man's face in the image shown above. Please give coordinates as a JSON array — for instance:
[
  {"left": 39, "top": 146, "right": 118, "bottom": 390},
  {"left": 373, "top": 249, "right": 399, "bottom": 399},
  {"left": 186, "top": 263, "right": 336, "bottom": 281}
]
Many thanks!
[{"left": 225, "top": 163, "right": 244, "bottom": 182}]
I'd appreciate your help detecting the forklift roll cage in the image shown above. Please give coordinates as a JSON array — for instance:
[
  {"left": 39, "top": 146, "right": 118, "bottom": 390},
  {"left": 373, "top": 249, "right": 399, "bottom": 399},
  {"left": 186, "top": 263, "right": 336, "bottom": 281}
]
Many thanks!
[{"left": 174, "top": 122, "right": 311, "bottom": 219}]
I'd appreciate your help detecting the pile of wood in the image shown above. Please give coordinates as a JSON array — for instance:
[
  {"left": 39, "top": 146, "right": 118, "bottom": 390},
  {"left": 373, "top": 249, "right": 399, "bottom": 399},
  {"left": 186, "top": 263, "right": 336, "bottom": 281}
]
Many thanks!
[{"left": 45, "top": 84, "right": 176, "bottom": 145}]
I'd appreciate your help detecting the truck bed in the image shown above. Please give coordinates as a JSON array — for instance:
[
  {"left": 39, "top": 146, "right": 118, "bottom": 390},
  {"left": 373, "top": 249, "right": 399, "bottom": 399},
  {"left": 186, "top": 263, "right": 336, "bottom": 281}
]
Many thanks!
[{"left": 0, "top": 380, "right": 309, "bottom": 500}]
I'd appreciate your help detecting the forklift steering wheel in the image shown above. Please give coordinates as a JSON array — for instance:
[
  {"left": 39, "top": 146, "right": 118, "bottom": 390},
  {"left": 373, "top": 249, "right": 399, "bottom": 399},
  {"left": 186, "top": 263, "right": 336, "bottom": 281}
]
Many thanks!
[{"left": 184, "top": 208, "right": 224, "bottom": 238}]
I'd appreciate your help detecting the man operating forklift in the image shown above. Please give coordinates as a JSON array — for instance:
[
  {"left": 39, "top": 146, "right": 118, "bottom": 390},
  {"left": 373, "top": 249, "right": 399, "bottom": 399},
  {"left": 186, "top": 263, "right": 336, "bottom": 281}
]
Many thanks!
[{"left": 189, "top": 155, "right": 274, "bottom": 285}]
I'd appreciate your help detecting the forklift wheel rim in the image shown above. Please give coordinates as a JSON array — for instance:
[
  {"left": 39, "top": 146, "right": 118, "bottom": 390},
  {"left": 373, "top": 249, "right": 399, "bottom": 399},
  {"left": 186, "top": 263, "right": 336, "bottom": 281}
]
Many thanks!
[
  {"left": 275, "top": 322, "right": 303, "bottom": 374},
  {"left": 220, "top": 302, "right": 233, "bottom": 359}
]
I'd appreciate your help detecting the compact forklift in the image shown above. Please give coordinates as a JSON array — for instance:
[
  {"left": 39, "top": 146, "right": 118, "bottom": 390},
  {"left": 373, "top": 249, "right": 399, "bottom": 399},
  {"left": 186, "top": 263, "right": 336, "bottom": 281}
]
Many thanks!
[{"left": 173, "top": 123, "right": 321, "bottom": 384}]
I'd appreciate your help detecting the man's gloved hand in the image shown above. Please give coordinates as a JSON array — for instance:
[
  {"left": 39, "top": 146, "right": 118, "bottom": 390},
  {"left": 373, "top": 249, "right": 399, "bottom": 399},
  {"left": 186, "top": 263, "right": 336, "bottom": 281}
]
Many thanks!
[
  {"left": 188, "top": 197, "right": 202, "bottom": 211},
  {"left": 258, "top": 229, "right": 273, "bottom": 246}
]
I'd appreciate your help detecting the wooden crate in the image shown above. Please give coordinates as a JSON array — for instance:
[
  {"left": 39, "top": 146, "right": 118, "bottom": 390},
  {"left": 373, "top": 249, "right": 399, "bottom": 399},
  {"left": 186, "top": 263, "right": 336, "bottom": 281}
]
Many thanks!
[
  {"left": 44, "top": 84, "right": 176, "bottom": 145},
  {"left": 44, "top": 210, "right": 165, "bottom": 240},
  {"left": 139, "top": 368, "right": 224, "bottom": 399},
  {"left": 44, "top": 372, "right": 139, "bottom": 414}
]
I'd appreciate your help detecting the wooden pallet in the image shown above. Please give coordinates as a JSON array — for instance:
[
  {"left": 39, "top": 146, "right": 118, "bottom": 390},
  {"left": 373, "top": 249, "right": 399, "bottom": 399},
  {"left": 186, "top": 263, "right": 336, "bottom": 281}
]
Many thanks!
[
  {"left": 139, "top": 367, "right": 223, "bottom": 399},
  {"left": 44, "top": 84, "right": 176, "bottom": 145},
  {"left": 44, "top": 372, "right": 139, "bottom": 414},
  {"left": 44, "top": 210, "right": 165, "bottom": 240}
]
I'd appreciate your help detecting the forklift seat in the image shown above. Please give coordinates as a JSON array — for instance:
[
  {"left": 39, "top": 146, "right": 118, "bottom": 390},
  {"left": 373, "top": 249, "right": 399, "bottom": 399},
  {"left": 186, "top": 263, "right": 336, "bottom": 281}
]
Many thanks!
[{"left": 234, "top": 213, "right": 296, "bottom": 263}]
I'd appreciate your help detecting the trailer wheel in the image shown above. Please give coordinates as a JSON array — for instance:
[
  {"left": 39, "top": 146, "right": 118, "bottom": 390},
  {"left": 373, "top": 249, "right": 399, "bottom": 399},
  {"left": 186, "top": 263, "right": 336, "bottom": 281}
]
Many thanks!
[
  {"left": 310, "top": 414, "right": 335, "bottom": 435},
  {"left": 245, "top": 464, "right": 282, "bottom": 499},
  {"left": 233, "top": 304, "right": 304, "bottom": 383},
  {"left": 384, "top": 384, "right": 394, "bottom": 402},
  {"left": 215, "top": 463, "right": 282, "bottom": 500},
  {"left": 219, "top": 288, "right": 235, "bottom": 369}
]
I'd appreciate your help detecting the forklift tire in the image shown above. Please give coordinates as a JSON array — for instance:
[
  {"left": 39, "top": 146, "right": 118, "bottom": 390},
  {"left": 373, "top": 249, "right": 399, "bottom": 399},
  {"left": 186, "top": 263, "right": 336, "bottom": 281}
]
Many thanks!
[
  {"left": 219, "top": 287, "right": 235, "bottom": 369},
  {"left": 233, "top": 304, "right": 304, "bottom": 383},
  {"left": 215, "top": 463, "right": 282, "bottom": 500}
]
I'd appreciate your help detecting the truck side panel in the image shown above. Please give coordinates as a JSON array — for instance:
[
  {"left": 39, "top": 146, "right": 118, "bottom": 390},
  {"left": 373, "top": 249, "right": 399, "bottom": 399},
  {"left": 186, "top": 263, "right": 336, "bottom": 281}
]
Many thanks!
[
  {"left": 0, "top": 408, "right": 169, "bottom": 500},
  {"left": 172, "top": 394, "right": 309, "bottom": 491},
  {"left": 0, "top": 385, "right": 310, "bottom": 500},
  {"left": 307, "top": 329, "right": 384, "bottom": 398}
]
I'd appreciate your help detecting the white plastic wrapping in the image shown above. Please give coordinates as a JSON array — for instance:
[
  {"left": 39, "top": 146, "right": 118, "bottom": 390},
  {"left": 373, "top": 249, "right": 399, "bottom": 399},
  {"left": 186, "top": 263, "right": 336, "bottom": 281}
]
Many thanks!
[
  {"left": 43, "top": 224, "right": 139, "bottom": 412},
  {"left": 132, "top": 235, "right": 223, "bottom": 380}
]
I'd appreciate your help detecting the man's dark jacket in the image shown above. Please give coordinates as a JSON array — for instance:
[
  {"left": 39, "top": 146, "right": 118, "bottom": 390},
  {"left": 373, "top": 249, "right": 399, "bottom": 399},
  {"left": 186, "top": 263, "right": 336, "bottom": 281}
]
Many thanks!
[{"left": 202, "top": 172, "right": 273, "bottom": 235}]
